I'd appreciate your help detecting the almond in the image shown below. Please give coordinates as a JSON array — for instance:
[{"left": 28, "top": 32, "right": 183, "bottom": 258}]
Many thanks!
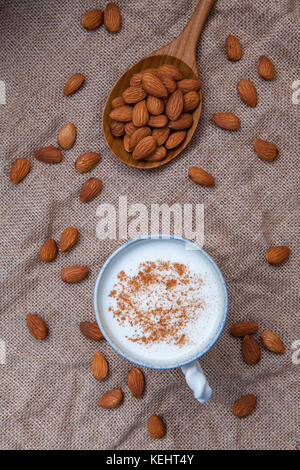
[
  {"left": 64, "top": 73, "right": 85, "bottom": 96},
  {"left": 75, "top": 152, "right": 101, "bottom": 173},
  {"left": 225, "top": 34, "right": 242, "bottom": 61},
  {"left": 92, "top": 352, "right": 108, "bottom": 380},
  {"left": 26, "top": 314, "right": 48, "bottom": 340},
  {"left": 132, "top": 100, "right": 149, "bottom": 127},
  {"left": 252, "top": 139, "right": 278, "bottom": 162},
  {"left": 237, "top": 78, "right": 257, "bottom": 107},
  {"left": 104, "top": 2, "right": 121, "bottom": 33},
  {"left": 141, "top": 73, "right": 168, "bottom": 98},
  {"left": 109, "top": 105, "right": 133, "bottom": 122},
  {"left": 80, "top": 321, "right": 104, "bottom": 340},
  {"left": 146, "top": 95, "right": 164, "bottom": 115},
  {"left": 40, "top": 238, "right": 57, "bottom": 262},
  {"left": 9, "top": 158, "right": 30, "bottom": 184},
  {"left": 148, "top": 415, "right": 166, "bottom": 439},
  {"left": 59, "top": 226, "right": 78, "bottom": 253},
  {"left": 130, "top": 73, "right": 143, "bottom": 87},
  {"left": 211, "top": 112, "right": 240, "bottom": 130},
  {"left": 129, "top": 127, "right": 151, "bottom": 151},
  {"left": 265, "top": 246, "right": 290, "bottom": 265},
  {"left": 188, "top": 166, "right": 215, "bottom": 186},
  {"left": 232, "top": 394, "right": 257, "bottom": 418},
  {"left": 258, "top": 55, "right": 275, "bottom": 80},
  {"left": 57, "top": 122, "right": 76, "bottom": 149},
  {"left": 166, "top": 89, "right": 184, "bottom": 121},
  {"left": 123, "top": 134, "right": 131, "bottom": 152},
  {"left": 80, "top": 177, "right": 102, "bottom": 202},
  {"left": 81, "top": 9, "right": 103, "bottom": 30},
  {"left": 148, "top": 114, "right": 168, "bottom": 128},
  {"left": 156, "top": 73, "right": 177, "bottom": 94},
  {"left": 98, "top": 389, "right": 123, "bottom": 408},
  {"left": 146, "top": 146, "right": 167, "bottom": 162},
  {"left": 183, "top": 91, "right": 200, "bottom": 112},
  {"left": 261, "top": 330, "right": 285, "bottom": 354},
  {"left": 110, "top": 120, "right": 125, "bottom": 137},
  {"left": 127, "top": 368, "right": 144, "bottom": 398},
  {"left": 122, "top": 86, "right": 147, "bottom": 104},
  {"left": 177, "top": 79, "right": 202, "bottom": 93},
  {"left": 169, "top": 113, "right": 193, "bottom": 130},
  {"left": 242, "top": 335, "right": 261, "bottom": 365},
  {"left": 152, "top": 127, "right": 170, "bottom": 146},
  {"left": 157, "top": 64, "right": 183, "bottom": 80},
  {"left": 230, "top": 321, "right": 258, "bottom": 337},
  {"left": 111, "top": 96, "right": 125, "bottom": 108},
  {"left": 34, "top": 146, "right": 62, "bottom": 163},
  {"left": 124, "top": 122, "right": 138, "bottom": 136},
  {"left": 165, "top": 130, "right": 186, "bottom": 149},
  {"left": 132, "top": 136, "right": 157, "bottom": 160},
  {"left": 61, "top": 266, "right": 89, "bottom": 283}
]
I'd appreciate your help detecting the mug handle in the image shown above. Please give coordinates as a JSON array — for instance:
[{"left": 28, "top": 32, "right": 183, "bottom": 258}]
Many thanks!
[{"left": 181, "top": 360, "right": 212, "bottom": 403}]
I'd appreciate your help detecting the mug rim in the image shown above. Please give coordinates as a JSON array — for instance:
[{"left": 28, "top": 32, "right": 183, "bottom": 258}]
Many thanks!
[{"left": 93, "top": 234, "right": 228, "bottom": 370}]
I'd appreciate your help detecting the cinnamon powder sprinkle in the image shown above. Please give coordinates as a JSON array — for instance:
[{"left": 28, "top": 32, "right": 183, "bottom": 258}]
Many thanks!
[{"left": 109, "top": 260, "right": 204, "bottom": 347}]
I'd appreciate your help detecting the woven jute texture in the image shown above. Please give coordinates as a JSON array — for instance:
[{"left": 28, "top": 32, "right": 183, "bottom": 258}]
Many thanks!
[{"left": 0, "top": 0, "right": 299, "bottom": 450}]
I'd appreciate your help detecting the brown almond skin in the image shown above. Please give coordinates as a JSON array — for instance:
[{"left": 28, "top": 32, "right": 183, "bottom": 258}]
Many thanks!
[
  {"left": 188, "top": 166, "right": 215, "bottom": 186},
  {"left": 146, "top": 95, "right": 164, "bottom": 115},
  {"left": 152, "top": 127, "right": 170, "bottom": 146},
  {"left": 34, "top": 146, "right": 62, "bottom": 163},
  {"left": 123, "top": 134, "right": 131, "bottom": 152},
  {"left": 80, "top": 178, "right": 102, "bottom": 202},
  {"left": 237, "top": 79, "right": 257, "bottom": 107},
  {"left": 183, "top": 91, "right": 200, "bottom": 112},
  {"left": 148, "top": 415, "right": 166, "bottom": 439},
  {"left": 261, "top": 330, "right": 285, "bottom": 354},
  {"left": 104, "top": 2, "right": 121, "bottom": 33},
  {"left": 61, "top": 266, "right": 89, "bottom": 283},
  {"left": 232, "top": 394, "right": 257, "bottom": 418},
  {"left": 258, "top": 55, "right": 275, "bottom": 80},
  {"left": 109, "top": 105, "right": 133, "bottom": 123},
  {"left": 127, "top": 368, "right": 145, "bottom": 398},
  {"left": 141, "top": 72, "right": 168, "bottom": 98},
  {"left": 75, "top": 152, "right": 101, "bottom": 173},
  {"left": 132, "top": 136, "right": 157, "bottom": 160},
  {"left": 156, "top": 73, "right": 177, "bottom": 94},
  {"left": 59, "top": 226, "right": 78, "bottom": 253},
  {"left": 177, "top": 79, "right": 201, "bottom": 93},
  {"left": 148, "top": 114, "right": 168, "bottom": 128},
  {"left": 40, "top": 238, "right": 57, "bottom": 262},
  {"left": 226, "top": 34, "right": 242, "bottom": 61},
  {"left": 169, "top": 113, "right": 193, "bottom": 130},
  {"left": 26, "top": 314, "right": 48, "bottom": 340},
  {"left": 110, "top": 120, "right": 125, "bottom": 137},
  {"left": 81, "top": 9, "right": 103, "bottom": 30},
  {"left": 165, "top": 130, "right": 186, "bottom": 149},
  {"left": 124, "top": 122, "right": 138, "bottom": 136},
  {"left": 122, "top": 86, "right": 147, "bottom": 104},
  {"left": 132, "top": 100, "right": 149, "bottom": 127},
  {"left": 98, "top": 389, "right": 123, "bottom": 408},
  {"left": 252, "top": 139, "right": 278, "bottom": 162},
  {"left": 111, "top": 96, "right": 125, "bottom": 108},
  {"left": 265, "top": 246, "right": 290, "bottom": 265},
  {"left": 242, "top": 335, "right": 261, "bottom": 365},
  {"left": 129, "top": 127, "right": 151, "bottom": 151},
  {"left": 166, "top": 89, "right": 184, "bottom": 121},
  {"left": 64, "top": 73, "right": 85, "bottom": 96},
  {"left": 157, "top": 64, "right": 183, "bottom": 80},
  {"left": 57, "top": 122, "right": 76, "bottom": 149},
  {"left": 92, "top": 352, "right": 108, "bottom": 380},
  {"left": 10, "top": 158, "right": 30, "bottom": 184},
  {"left": 80, "top": 321, "right": 104, "bottom": 340},
  {"left": 146, "top": 146, "right": 167, "bottom": 162},
  {"left": 230, "top": 321, "right": 258, "bottom": 337},
  {"left": 211, "top": 112, "right": 240, "bottom": 130}
]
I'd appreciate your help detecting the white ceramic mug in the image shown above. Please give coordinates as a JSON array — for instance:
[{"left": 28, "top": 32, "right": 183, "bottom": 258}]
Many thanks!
[{"left": 93, "top": 235, "right": 228, "bottom": 403}]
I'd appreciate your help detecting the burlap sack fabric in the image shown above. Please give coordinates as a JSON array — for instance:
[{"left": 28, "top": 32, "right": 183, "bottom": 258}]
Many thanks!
[{"left": 0, "top": 0, "right": 299, "bottom": 450}]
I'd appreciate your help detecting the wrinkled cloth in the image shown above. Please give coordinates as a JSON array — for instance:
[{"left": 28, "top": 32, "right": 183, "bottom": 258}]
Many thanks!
[{"left": 0, "top": 0, "right": 299, "bottom": 450}]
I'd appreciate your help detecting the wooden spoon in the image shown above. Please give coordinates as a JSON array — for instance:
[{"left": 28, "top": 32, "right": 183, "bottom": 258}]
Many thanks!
[{"left": 103, "top": 0, "right": 215, "bottom": 169}]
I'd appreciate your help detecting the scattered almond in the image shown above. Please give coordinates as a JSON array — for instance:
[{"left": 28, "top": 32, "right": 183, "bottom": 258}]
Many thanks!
[
  {"left": 177, "top": 79, "right": 201, "bottom": 93},
  {"left": 165, "top": 130, "right": 186, "bottom": 149},
  {"left": 61, "top": 265, "right": 89, "bottom": 283},
  {"left": 9, "top": 158, "right": 30, "bottom": 184},
  {"left": 110, "top": 120, "right": 125, "bottom": 137},
  {"left": 225, "top": 34, "right": 242, "bottom": 61},
  {"left": 109, "top": 105, "right": 133, "bottom": 122},
  {"left": 188, "top": 166, "right": 215, "bottom": 186},
  {"left": 148, "top": 415, "right": 166, "bottom": 439},
  {"left": 183, "top": 91, "right": 200, "bottom": 112},
  {"left": 80, "top": 321, "right": 104, "bottom": 340},
  {"left": 132, "top": 136, "right": 157, "bottom": 160},
  {"left": 92, "top": 352, "right": 108, "bottom": 380},
  {"left": 146, "top": 95, "right": 164, "bottom": 115},
  {"left": 34, "top": 146, "right": 62, "bottom": 163},
  {"left": 265, "top": 246, "right": 290, "bottom": 265},
  {"left": 152, "top": 127, "right": 170, "bottom": 146},
  {"left": 252, "top": 139, "right": 278, "bottom": 162},
  {"left": 169, "top": 113, "right": 193, "bottom": 130},
  {"left": 40, "top": 238, "right": 57, "bottom": 262},
  {"left": 98, "top": 388, "right": 123, "bottom": 408},
  {"left": 57, "top": 122, "right": 76, "bottom": 149},
  {"left": 258, "top": 55, "right": 275, "bottom": 80},
  {"left": 237, "top": 78, "right": 257, "bottom": 107},
  {"left": 26, "top": 314, "right": 48, "bottom": 340},
  {"left": 59, "top": 226, "right": 78, "bottom": 253},
  {"left": 141, "top": 72, "right": 168, "bottom": 98},
  {"left": 127, "top": 368, "right": 144, "bottom": 398},
  {"left": 64, "top": 73, "right": 85, "bottom": 96},
  {"left": 80, "top": 177, "right": 102, "bottom": 202},
  {"left": 232, "top": 394, "right": 257, "bottom": 418},
  {"left": 75, "top": 152, "right": 101, "bottom": 173},
  {"left": 230, "top": 321, "right": 258, "bottom": 337},
  {"left": 148, "top": 114, "right": 168, "bottom": 128},
  {"left": 261, "top": 330, "right": 285, "bottom": 354},
  {"left": 104, "top": 2, "right": 121, "bottom": 33},
  {"left": 132, "top": 100, "right": 149, "bottom": 127},
  {"left": 242, "top": 335, "right": 261, "bottom": 365},
  {"left": 81, "top": 9, "right": 103, "bottom": 30},
  {"left": 165, "top": 89, "right": 183, "bottom": 121},
  {"left": 211, "top": 112, "right": 240, "bottom": 130}
]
